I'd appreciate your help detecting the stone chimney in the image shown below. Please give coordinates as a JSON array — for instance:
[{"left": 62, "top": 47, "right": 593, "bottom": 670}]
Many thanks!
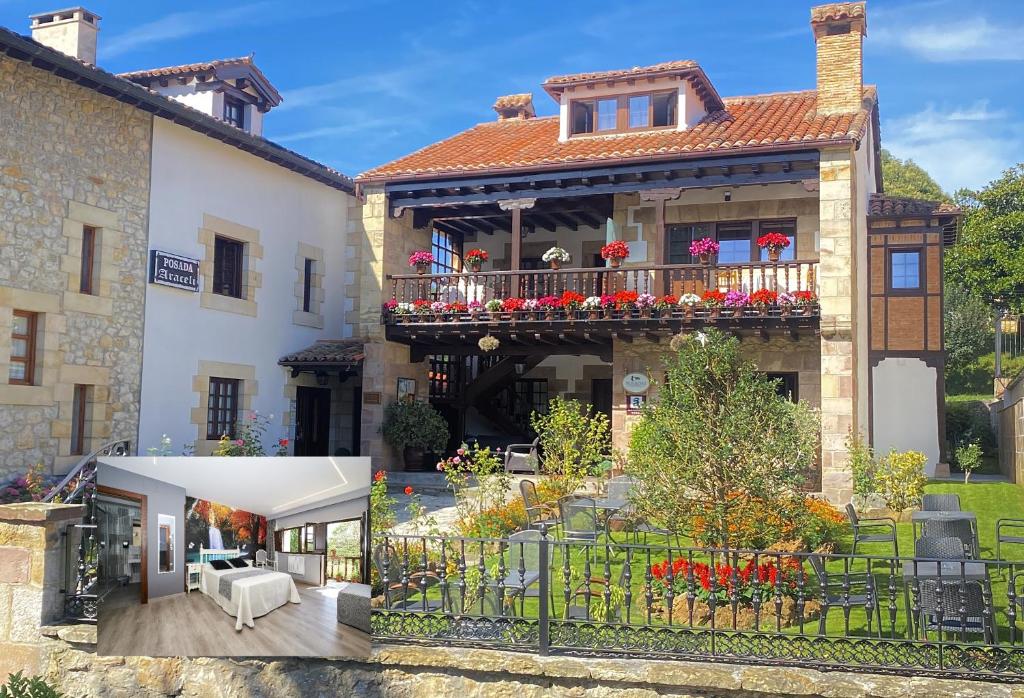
[
  {"left": 29, "top": 7, "right": 101, "bottom": 64},
  {"left": 493, "top": 93, "right": 535, "bottom": 121},
  {"left": 810, "top": 2, "right": 866, "bottom": 115}
]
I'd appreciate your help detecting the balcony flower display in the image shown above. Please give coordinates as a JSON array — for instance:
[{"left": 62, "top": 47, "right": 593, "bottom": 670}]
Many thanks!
[
  {"left": 502, "top": 297, "right": 526, "bottom": 313},
  {"left": 412, "top": 299, "right": 432, "bottom": 315},
  {"left": 537, "top": 295, "right": 562, "bottom": 319},
  {"left": 408, "top": 250, "right": 434, "bottom": 274},
  {"left": 478, "top": 335, "right": 500, "bottom": 352},
  {"left": 600, "top": 240, "right": 630, "bottom": 268},
  {"left": 724, "top": 290, "right": 749, "bottom": 317},
  {"left": 701, "top": 289, "right": 726, "bottom": 307},
  {"left": 468, "top": 300, "right": 483, "bottom": 314},
  {"left": 561, "top": 291, "right": 586, "bottom": 313},
  {"left": 756, "top": 232, "right": 791, "bottom": 262},
  {"left": 777, "top": 292, "right": 796, "bottom": 316},
  {"left": 430, "top": 300, "right": 447, "bottom": 320},
  {"left": 446, "top": 301, "right": 468, "bottom": 314},
  {"left": 464, "top": 248, "right": 489, "bottom": 272},
  {"left": 613, "top": 290, "right": 639, "bottom": 311},
  {"left": 582, "top": 295, "right": 602, "bottom": 318},
  {"left": 689, "top": 237, "right": 720, "bottom": 265},
  {"left": 600, "top": 293, "right": 617, "bottom": 318},
  {"left": 678, "top": 292, "right": 701, "bottom": 317},
  {"left": 748, "top": 289, "right": 778, "bottom": 315},
  {"left": 542, "top": 246, "right": 571, "bottom": 270},
  {"left": 654, "top": 294, "right": 677, "bottom": 313},
  {"left": 792, "top": 290, "right": 818, "bottom": 315},
  {"left": 484, "top": 299, "right": 503, "bottom": 313},
  {"left": 523, "top": 298, "right": 540, "bottom": 317},
  {"left": 635, "top": 292, "right": 656, "bottom": 317}
]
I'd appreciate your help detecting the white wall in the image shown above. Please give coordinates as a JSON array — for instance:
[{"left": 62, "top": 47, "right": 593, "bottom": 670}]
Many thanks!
[
  {"left": 138, "top": 118, "right": 352, "bottom": 454},
  {"left": 871, "top": 358, "right": 941, "bottom": 475}
]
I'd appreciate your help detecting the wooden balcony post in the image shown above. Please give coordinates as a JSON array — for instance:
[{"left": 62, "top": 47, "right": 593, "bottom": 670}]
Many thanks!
[
  {"left": 499, "top": 198, "right": 536, "bottom": 297},
  {"left": 639, "top": 188, "right": 681, "bottom": 295}
]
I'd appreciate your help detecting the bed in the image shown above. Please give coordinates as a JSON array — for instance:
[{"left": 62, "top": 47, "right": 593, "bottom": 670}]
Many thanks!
[{"left": 198, "top": 548, "right": 301, "bottom": 630}]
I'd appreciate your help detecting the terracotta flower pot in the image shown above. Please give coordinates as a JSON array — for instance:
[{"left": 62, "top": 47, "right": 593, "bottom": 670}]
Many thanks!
[
  {"left": 781, "top": 305, "right": 792, "bottom": 317},
  {"left": 415, "top": 262, "right": 429, "bottom": 275},
  {"left": 732, "top": 306, "right": 744, "bottom": 318},
  {"left": 683, "top": 304, "right": 694, "bottom": 318},
  {"left": 640, "top": 307, "right": 652, "bottom": 319},
  {"left": 588, "top": 310, "right": 600, "bottom": 321},
  {"left": 708, "top": 306, "right": 720, "bottom": 319},
  {"left": 768, "top": 248, "right": 781, "bottom": 263},
  {"left": 549, "top": 260, "right": 562, "bottom": 270},
  {"left": 609, "top": 258, "right": 622, "bottom": 268},
  {"left": 603, "top": 307, "right": 615, "bottom": 319},
  {"left": 699, "top": 253, "right": 711, "bottom": 265},
  {"left": 545, "top": 310, "right": 556, "bottom": 321},
  {"left": 471, "top": 263, "right": 482, "bottom": 273}
]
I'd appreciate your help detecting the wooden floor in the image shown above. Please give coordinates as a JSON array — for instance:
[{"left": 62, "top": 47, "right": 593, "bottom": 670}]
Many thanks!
[{"left": 97, "top": 582, "right": 371, "bottom": 657}]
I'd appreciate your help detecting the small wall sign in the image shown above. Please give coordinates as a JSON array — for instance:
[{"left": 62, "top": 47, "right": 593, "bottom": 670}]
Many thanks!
[
  {"left": 626, "top": 394, "right": 646, "bottom": 414},
  {"left": 149, "top": 250, "right": 199, "bottom": 292},
  {"left": 363, "top": 392, "right": 381, "bottom": 405},
  {"left": 622, "top": 372, "right": 650, "bottom": 394},
  {"left": 397, "top": 378, "right": 416, "bottom": 401}
]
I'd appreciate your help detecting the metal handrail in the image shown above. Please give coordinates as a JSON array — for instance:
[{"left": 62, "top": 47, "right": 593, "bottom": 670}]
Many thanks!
[{"left": 42, "top": 438, "right": 131, "bottom": 503}]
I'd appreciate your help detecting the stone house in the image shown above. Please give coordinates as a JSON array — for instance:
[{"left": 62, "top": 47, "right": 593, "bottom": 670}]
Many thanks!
[{"left": 353, "top": 1, "right": 960, "bottom": 502}]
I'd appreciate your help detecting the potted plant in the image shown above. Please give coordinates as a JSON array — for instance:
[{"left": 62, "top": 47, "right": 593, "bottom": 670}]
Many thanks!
[
  {"left": 502, "top": 296, "right": 525, "bottom": 320},
  {"left": 792, "top": 290, "right": 817, "bottom": 315},
  {"left": 430, "top": 300, "right": 447, "bottom": 322},
  {"left": 777, "top": 292, "right": 796, "bottom": 317},
  {"left": 484, "top": 298, "right": 503, "bottom": 317},
  {"left": 678, "top": 292, "right": 701, "bottom": 318},
  {"left": 465, "top": 248, "right": 489, "bottom": 272},
  {"left": 614, "top": 290, "right": 639, "bottom": 316},
  {"left": 689, "top": 237, "right": 720, "bottom": 265},
  {"left": 537, "top": 295, "right": 562, "bottom": 320},
  {"left": 748, "top": 289, "right": 777, "bottom": 316},
  {"left": 654, "top": 294, "right": 677, "bottom": 317},
  {"left": 701, "top": 289, "right": 725, "bottom": 318},
  {"left": 724, "top": 290, "right": 748, "bottom": 318},
  {"left": 635, "top": 293, "right": 656, "bottom": 318},
  {"left": 412, "top": 299, "right": 432, "bottom": 321},
  {"left": 583, "top": 296, "right": 602, "bottom": 320},
  {"left": 561, "top": 291, "right": 585, "bottom": 320},
  {"left": 408, "top": 250, "right": 434, "bottom": 275},
  {"left": 381, "top": 399, "right": 449, "bottom": 471},
  {"left": 542, "top": 246, "right": 571, "bottom": 270},
  {"left": 600, "top": 240, "right": 630, "bottom": 268},
  {"left": 447, "top": 300, "right": 468, "bottom": 319},
  {"left": 600, "top": 293, "right": 616, "bottom": 319},
  {"left": 757, "top": 232, "right": 791, "bottom": 262}
]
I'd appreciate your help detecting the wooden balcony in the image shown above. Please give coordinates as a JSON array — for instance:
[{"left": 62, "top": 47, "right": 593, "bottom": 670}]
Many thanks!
[{"left": 383, "top": 261, "right": 819, "bottom": 357}]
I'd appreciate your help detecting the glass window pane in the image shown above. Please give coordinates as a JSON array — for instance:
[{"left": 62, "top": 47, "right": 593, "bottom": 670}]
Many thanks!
[
  {"left": 653, "top": 92, "right": 676, "bottom": 127},
  {"left": 596, "top": 99, "right": 617, "bottom": 131},
  {"left": 572, "top": 101, "right": 594, "bottom": 134},
  {"left": 11, "top": 315, "right": 27, "bottom": 335},
  {"left": 758, "top": 235, "right": 796, "bottom": 261},
  {"left": 628, "top": 95, "right": 649, "bottom": 128},
  {"left": 718, "top": 238, "right": 750, "bottom": 263},
  {"left": 8, "top": 363, "right": 25, "bottom": 381},
  {"left": 10, "top": 338, "right": 27, "bottom": 358},
  {"left": 891, "top": 251, "right": 920, "bottom": 289}
]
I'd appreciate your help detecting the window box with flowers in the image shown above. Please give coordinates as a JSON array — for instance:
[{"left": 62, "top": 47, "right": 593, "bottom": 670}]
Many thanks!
[
  {"left": 635, "top": 293, "right": 656, "bottom": 318},
  {"left": 464, "top": 248, "right": 489, "bottom": 272},
  {"left": 600, "top": 294, "right": 617, "bottom": 319},
  {"left": 701, "top": 289, "right": 726, "bottom": 318},
  {"left": 542, "top": 246, "right": 571, "bottom": 270},
  {"left": 724, "top": 290, "right": 749, "bottom": 318},
  {"left": 408, "top": 250, "right": 434, "bottom": 275},
  {"left": 757, "top": 232, "right": 791, "bottom": 262},
  {"left": 561, "top": 291, "right": 585, "bottom": 320},
  {"left": 537, "top": 295, "right": 562, "bottom": 320},
  {"left": 582, "top": 296, "right": 602, "bottom": 320},
  {"left": 689, "top": 237, "right": 720, "bottom": 265},
  {"left": 748, "top": 289, "right": 777, "bottom": 316},
  {"left": 678, "top": 293, "right": 701, "bottom": 318},
  {"left": 654, "top": 294, "right": 677, "bottom": 318},
  {"left": 412, "top": 299, "right": 432, "bottom": 321},
  {"left": 792, "top": 290, "right": 818, "bottom": 315},
  {"left": 600, "top": 240, "right": 630, "bottom": 268}
]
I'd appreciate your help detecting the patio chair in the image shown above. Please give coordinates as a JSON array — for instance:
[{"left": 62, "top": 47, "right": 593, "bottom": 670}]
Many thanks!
[
  {"left": 845, "top": 503, "right": 899, "bottom": 557},
  {"left": 912, "top": 537, "right": 995, "bottom": 642},
  {"left": 603, "top": 476, "right": 635, "bottom": 511},
  {"left": 520, "top": 479, "right": 560, "bottom": 533},
  {"left": 563, "top": 563, "right": 628, "bottom": 622},
  {"left": 922, "top": 494, "right": 961, "bottom": 512},
  {"left": 996, "top": 519, "right": 1024, "bottom": 562},
  {"left": 372, "top": 542, "right": 442, "bottom": 611},
  {"left": 505, "top": 437, "right": 540, "bottom": 475},
  {"left": 807, "top": 554, "right": 883, "bottom": 637},
  {"left": 497, "top": 530, "right": 542, "bottom": 601},
  {"left": 922, "top": 518, "right": 978, "bottom": 558},
  {"left": 559, "top": 497, "right": 601, "bottom": 543}
]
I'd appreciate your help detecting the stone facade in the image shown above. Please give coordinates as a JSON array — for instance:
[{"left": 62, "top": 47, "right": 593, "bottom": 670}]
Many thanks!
[
  {"left": 0, "top": 55, "right": 151, "bottom": 479},
  {"left": 811, "top": 2, "right": 867, "bottom": 115}
]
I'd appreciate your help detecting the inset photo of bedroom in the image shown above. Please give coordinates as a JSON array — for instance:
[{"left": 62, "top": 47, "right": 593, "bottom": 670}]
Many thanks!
[{"left": 92, "top": 456, "right": 371, "bottom": 657}]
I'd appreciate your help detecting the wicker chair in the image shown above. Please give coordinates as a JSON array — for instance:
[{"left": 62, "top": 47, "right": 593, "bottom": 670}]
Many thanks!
[
  {"left": 913, "top": 537, "right": 995, "bottom": 643},
  {"left": 922, "top": 518, "right": 978, "bottom": 558},
  {"left": 807, "top": 554, "right": 882, "bottom": 636},
  {"left": 915, "top": 535, "right": 966, "bottom": 560},
  {"left": 504, "top": 437, "right": 540, "bottom": 474},
  {"left": 519, "top": 479, "right": 560, "bottom": 533},
  {"left": 559, "top": 497, "right": 601, "bottom": 543},
  {"left": 845, "top": 503, "right": 899, "bottom": 557},
  {"left": 921, "top": 494, "right": 961, "bottom": 512}
]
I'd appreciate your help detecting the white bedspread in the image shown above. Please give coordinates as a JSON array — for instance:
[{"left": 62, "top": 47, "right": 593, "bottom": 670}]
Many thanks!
[{"left": 200, "top": 564, "right": 301, "bottom": 630}]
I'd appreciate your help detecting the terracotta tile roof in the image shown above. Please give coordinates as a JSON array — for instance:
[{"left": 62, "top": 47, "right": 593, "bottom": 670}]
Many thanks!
[
  {"left": 117, "top": 55, "right": 282, "bottom": 106},
  {"left": 868, "top": 194, "right": 961, "bottom": 218},
  {"left": 810, "top": 2, "right": 866, "bottom": 24},
  {"left": 278, "top": 340, "right": 365, "bottom": 366},
  {"left": 359, "top": 87, "right": 876, "bottom": 182},
  {"left": 541, "top": 60, "right": 723, "bottom": 112}
]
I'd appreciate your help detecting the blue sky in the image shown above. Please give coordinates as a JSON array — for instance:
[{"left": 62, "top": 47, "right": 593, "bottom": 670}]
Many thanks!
[{"left": 3, "top": 0, "right": 1023, "bottom": 192}]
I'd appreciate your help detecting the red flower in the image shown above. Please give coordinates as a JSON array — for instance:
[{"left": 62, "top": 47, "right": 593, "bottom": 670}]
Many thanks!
[
  {"left": 613, "top": 290, "right": 638, "bottom": 309},
  {"left": 278, "top": 438, "right": 289, "bottom": 447},
  {"left": 756, "top": 232, "right": 791, "bottom": 250},
  {"left": 502, "top": 297, "right": 526, "bottom": 312},
  {"left": 600, "top": 240, "right": 630, "bottom": 260},
  {"left": 701, "top": 289, "right": 726, "bottom": 305},
  {"left": 749, "top": 289, "right": 778, "bottom": 306},
  {"left": 374, "top": 470, "right": 386, "bottom": 482},
  {"left": 404, "top": 486, "right": 414, "bottom": 496},
  {"left": 560, "top": 291, "right": 585, "bottom": 309}
]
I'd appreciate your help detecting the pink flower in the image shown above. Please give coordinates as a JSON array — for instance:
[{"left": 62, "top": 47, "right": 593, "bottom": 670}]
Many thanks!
[
  {"left": 456, "top": 448, "right": 465, "bottom": 456},
  {"left": 436, "top": 462, "right": 445, "bottom": 471},
  {"left": 452, "top": 456, "right": 461, "bottom": 464},
  {"left": 234, "top": 439, "right": 244, "bottom": 446}
]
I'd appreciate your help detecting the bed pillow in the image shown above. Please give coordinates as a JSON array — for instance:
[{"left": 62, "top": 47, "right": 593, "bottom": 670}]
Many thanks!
[
  {"left": 209, "top": 559, "right": 232, "bottom": 570},
  {"left": 228, "top": 557, "right": 249, "bottom": 569}
]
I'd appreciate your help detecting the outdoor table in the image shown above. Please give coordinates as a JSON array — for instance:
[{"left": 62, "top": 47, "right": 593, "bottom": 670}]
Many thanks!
[
  {"left": 901, "top": 560, "right": 988, "bottom": 582},
  {"left": 910, "top": 511, "right": 979, "bottom": 554}
]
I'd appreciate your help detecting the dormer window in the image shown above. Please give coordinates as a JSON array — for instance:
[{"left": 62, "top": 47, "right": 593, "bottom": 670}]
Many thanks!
[
  {"left": 569, "top": 89, "right": 677, "bottom": 136},
  {"left": 223, "top": 96, "right": 245, "bottom": 129}
]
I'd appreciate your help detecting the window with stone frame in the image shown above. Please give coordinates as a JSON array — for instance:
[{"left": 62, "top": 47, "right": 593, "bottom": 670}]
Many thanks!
[
  {"left": 80, "top": 225, "right": 99, "bottom": 295},
  {"left": 71, "top": 384, "right": 91, "bottom": 455},
  {"left": 207, "top": 377, "right": 240, "bottom": 439},
  {"left": 302, "top": 258, "right": 314, "bottom": 313},
  {"left": 9, "top": 310, "right": 38, "bottom": 385},
  {"left": 213, "top": 236, "right": 245, "bottom": 298}
]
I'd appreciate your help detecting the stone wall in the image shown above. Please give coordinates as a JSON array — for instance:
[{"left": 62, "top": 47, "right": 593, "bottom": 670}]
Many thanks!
[
  {"left": 0, "top": 55, "right": 151, "bottom": 479},
  {"left": 0, "top": 503, "right": 1009, "bottom": 697}
]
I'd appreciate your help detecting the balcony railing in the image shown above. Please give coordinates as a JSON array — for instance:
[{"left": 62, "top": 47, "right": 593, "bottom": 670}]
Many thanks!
[{"left": 384, "top": 261, "right": 818, "bottom": 326}]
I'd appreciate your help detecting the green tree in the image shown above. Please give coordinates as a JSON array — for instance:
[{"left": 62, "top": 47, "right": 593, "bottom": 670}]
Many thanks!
[
  {"left": 944, "top": 281, "right": 993, "bottom": 376},
  {"left": 946, "top": 164, "right": 1024, "bottom": 308},
  {"left": 880, "top": 149, "right": 949, "bottom": 202},
  {"left": 531, "top": 396, "right": 610, "bottom": 495},
  {"left": 627, "top": 330, "right": 819, "bottom": 548}
]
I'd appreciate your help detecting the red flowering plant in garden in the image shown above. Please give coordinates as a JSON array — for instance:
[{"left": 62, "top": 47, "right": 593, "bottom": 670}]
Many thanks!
[
  {"left": 600, "top": 240, "right": 630, "bottom": 261},
  {"left": 700, "top": 289, "right": 726, "bottom": 307},
  {"left": 649, "top": 556, "right": 805, "bottom": 605},
  {"left": 502, "top": 297, "right": 526, "bottom": 312},
  {"left": 748, "top": 289, "right": 778, "bottom": 307},
  {"left": 756, "top": 233, "right": 791, "bottom": 252},
  {"left": 560, "top": 290, "right": 586, "bottom": 310},
  {"left": 614, "top": 290, "right": 639, "bottom": 309}
]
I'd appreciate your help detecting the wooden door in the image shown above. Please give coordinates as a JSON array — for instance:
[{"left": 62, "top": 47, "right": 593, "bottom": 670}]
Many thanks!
[{"left": 295, "top": 387, "right": 331, "bottom": 456}]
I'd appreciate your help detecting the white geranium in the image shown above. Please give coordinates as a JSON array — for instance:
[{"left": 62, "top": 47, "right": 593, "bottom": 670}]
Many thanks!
[
  {"left": 678, "top": 293, "right": 701, "bottom": 306},
  {"left": 582, "top": 296, "right": 602, "bottom": 310},
  {"left": 541, "top": 246, "right": 571, "bottom": 263}
]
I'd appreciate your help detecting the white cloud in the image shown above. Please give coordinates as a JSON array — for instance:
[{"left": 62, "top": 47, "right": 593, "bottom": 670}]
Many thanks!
[
  {"left": 884, "top": 101, "right": 1023, "bottom": 192},
  {"left": 874, "top": 16, "right": 1024, "bottom": 62},
  {"left": 103, "top": 3, "right": 276, "bottom": 59}
]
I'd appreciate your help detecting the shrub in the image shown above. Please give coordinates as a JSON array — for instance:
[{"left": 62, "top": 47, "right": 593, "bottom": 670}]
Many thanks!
[
  {"left": 0, "top": 464, "right": 56, "bottom": 504},
  {"left": 627, "top": 329, "right": 820, "bottom": 548},
  {"left": 877, "top": 450, "right": 928, "bottom": 514},
  {"left": 690, "top": 493, "right": 845, "bottom": 551},
  {"left": 213, "top": 412, "right": 288, "bottom": 456},
  {"left": 381, "top": 399, "right": 449, "bottom": 454},
  {"left": 458, "top": 499, "right": 527, "bottom": 538},
  {"left": 0, "top": 672, "right": 61, "bottom": 698},
  {"left": 946, "top": 399, "right": 996, "bottom": 457},
  {"left": 438, "top": 444, "right": 510, "bottom": 522},
  {"left": 955, "top": 441, "right": 984, "bottom": 484},
  {"left": 846, "top": 429, "right": 879, "bottom": 496},
  {"left": 531, "top": 397, "right": 610, "bottom": 495}
]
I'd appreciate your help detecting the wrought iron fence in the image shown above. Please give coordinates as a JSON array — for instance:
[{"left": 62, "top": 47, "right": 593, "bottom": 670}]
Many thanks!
[
  {"left": 42, "top": 439, "right": 131, "bottom": 621},
  {"left": 371, "top": 531, "right": 1024, "bottom": 680}
]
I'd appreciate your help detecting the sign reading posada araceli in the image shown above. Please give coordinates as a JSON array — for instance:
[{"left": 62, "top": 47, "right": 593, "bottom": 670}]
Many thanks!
[{"left": 149, "top": 250, "right": 199, "bottom": 292}]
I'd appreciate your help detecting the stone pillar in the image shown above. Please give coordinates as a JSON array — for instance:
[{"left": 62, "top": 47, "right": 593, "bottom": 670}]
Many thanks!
[
  {"left": 357, "top": 187, "right": 431, "bottom": 469},
  {"left": 818, "top": 148, "right": 858, "bottom": 503},
  {"left": 0, "top": 502, "right": 85, "bottom": 680}
]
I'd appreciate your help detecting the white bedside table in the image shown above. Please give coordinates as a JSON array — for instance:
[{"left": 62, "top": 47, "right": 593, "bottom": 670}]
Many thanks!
[{"left": 186, "top": 562, "right": 202, "bottom": 593}]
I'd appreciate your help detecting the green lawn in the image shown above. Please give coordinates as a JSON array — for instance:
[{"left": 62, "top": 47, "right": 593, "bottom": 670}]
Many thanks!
[{"left": 383, "top": 481, "right": 1024, "bottom": 645}]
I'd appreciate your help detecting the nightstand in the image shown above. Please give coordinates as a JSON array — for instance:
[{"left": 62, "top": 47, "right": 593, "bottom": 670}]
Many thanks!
[{"left": 186, "top": 563, "right": 202, "bottom": 593}]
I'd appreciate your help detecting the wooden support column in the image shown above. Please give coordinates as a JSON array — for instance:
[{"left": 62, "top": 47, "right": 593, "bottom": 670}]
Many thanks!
[
  {"left": 639, "top": 188, "right": 682, "bottom": 296},
  {"left": 499, "top": 198, "right": 536, "bottom": 297}
]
